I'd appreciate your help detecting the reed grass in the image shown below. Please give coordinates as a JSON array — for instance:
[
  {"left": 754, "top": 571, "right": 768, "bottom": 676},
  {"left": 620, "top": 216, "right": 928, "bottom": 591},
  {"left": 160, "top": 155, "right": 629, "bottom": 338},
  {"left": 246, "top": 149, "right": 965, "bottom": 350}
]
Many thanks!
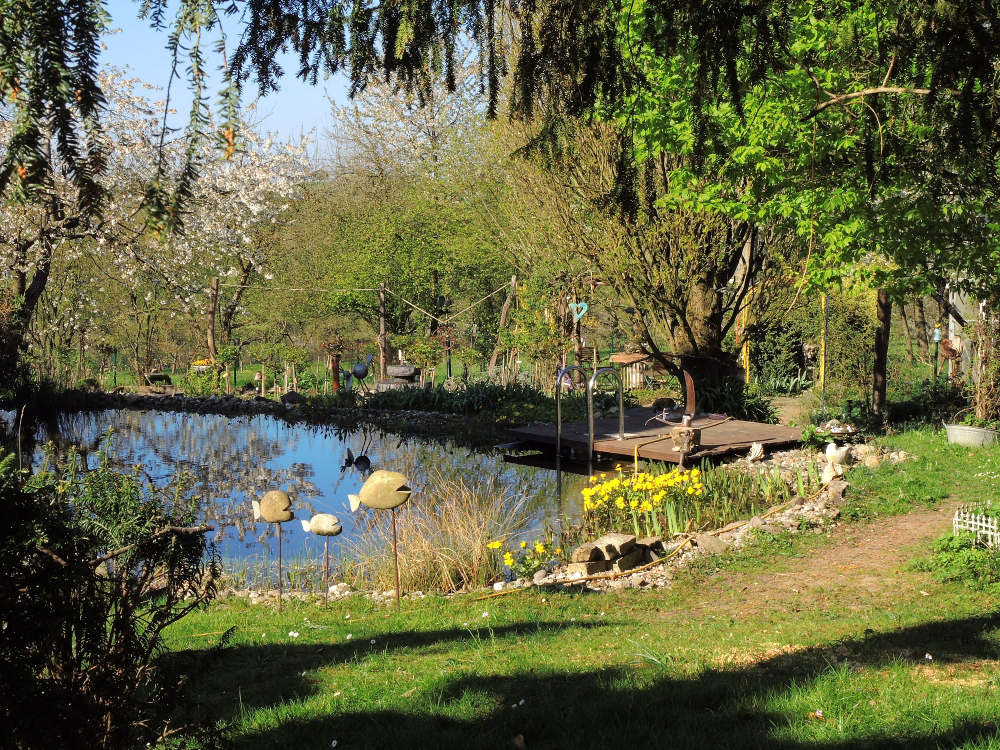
[{"left": 341, "top": 467, "right": 531, "bottom": 593}]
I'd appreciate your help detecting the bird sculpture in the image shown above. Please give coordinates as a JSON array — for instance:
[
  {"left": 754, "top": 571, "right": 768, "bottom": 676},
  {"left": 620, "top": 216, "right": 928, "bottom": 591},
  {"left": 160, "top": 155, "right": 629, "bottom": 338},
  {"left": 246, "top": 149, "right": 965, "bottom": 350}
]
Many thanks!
[
  {"left": 251, "top": 489, "right": 294, "bottom": 610},
  {"left": 342, "top": 447, "right": 373, "bottom": 477},
  {"left": 348, "top": 470, "right": 412, "bottom": 609},
  {"left": 299, "top": 513, "right": 343, "bottom": 607}
]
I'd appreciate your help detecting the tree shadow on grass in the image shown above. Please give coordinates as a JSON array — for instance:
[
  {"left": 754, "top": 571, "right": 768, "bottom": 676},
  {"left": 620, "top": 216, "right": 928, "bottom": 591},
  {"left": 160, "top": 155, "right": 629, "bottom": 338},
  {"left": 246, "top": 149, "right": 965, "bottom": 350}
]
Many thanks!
[{"left": 176, "top": 611, "right": 1000, "bottom": 750}]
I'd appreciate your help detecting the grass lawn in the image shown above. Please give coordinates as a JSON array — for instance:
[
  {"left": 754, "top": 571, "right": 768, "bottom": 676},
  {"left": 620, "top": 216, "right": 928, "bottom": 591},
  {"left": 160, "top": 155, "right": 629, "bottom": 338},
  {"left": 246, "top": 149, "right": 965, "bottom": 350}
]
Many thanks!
[{"left": 165, "top": 429, "right": 1000, "bottom": 749}]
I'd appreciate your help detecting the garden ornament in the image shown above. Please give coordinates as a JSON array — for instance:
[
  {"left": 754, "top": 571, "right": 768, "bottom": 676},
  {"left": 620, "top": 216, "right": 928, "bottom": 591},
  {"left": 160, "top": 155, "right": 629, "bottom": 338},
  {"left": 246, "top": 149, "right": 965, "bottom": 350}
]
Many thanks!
[
  {"left": 299, "top": 514, "right": 343, "bottom": 607},
  {"left": 825, "top": 442, "right": 851, "bottom": 467},
  {"left": 569, "top": 301, "right": 588, "bottom": 322},
  {"left": 342, "top": 447, "right": 372, "bottom": 477},
  {"left": 251, "top": 490, "right": 294, "bottom": 610},
  {"left": 349, "top": 470, "right": 412, "bottom": 609}
]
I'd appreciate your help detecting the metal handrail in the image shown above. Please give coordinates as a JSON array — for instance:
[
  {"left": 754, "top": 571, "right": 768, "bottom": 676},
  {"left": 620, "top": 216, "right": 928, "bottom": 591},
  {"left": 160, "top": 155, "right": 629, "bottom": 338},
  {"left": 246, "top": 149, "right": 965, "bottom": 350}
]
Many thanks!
[
  {"left": 555, "top": 365, "right": 590, "bottom": 459},
  {"left": 586, "top": 367, "right": 625, "bottom": 461}
]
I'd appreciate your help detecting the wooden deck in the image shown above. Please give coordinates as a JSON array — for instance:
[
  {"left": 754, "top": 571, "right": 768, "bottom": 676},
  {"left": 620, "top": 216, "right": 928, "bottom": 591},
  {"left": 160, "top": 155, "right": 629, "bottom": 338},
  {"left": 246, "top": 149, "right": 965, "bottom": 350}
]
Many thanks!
[{"left": 506, "top": 408, "right": 801, "bottom": 464}]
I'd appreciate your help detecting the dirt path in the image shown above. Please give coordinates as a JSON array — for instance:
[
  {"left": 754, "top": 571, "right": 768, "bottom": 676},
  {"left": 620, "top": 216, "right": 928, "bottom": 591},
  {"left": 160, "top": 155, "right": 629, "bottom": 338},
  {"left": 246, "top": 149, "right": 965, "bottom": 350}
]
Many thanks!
[{"left": 679, "top": 503, "right": 958, "bottom": 619}]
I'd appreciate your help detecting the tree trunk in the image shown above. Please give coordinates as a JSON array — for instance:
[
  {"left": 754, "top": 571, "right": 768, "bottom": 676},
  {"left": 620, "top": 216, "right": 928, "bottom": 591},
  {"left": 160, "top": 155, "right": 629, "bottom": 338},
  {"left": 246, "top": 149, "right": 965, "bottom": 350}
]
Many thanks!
[
  {"left": 873, "top": 289, "right": 892, "bottom": 420},
  {"left": 913, "top": 297, "right": 930, "bottom": 362},
  {"left": 899, "top": 304, "right": 916, "bottom": 363},
  {"left": 488, "top": 275, "right": 517, "bottom": 371},
  {"left": 206, "top": 277, "right": 219, "bottom": 363},
  {"left": 378, "top": 282, "right": 388, "bottom": 380}
]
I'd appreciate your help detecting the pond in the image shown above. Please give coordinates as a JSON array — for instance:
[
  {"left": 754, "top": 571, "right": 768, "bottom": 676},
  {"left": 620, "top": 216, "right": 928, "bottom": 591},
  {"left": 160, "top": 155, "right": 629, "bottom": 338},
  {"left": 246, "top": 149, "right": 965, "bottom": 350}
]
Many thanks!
[{"left": 2, "top": 409, "right": 589, "bottom": 567}]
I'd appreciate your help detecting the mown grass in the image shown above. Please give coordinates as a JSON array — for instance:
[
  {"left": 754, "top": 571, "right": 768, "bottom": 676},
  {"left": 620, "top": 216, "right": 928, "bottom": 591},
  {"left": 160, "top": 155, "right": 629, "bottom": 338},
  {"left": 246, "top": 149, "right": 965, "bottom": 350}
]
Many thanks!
[{"left": 165, "top": 428, "right": 1000, "bottom": 749}]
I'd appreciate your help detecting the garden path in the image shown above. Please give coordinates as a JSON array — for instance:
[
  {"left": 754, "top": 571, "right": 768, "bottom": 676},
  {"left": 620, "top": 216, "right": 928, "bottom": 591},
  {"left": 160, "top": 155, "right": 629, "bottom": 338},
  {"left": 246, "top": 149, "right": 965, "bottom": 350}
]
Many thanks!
[{"left": 673, "top": 502, "right": 959, "bottom": 620}]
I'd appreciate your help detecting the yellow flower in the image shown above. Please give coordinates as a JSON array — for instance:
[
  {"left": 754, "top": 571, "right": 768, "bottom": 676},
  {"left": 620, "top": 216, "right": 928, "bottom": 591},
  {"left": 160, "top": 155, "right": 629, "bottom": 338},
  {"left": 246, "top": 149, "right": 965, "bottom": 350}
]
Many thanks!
[
  {"left": 555, "top": 547, "right": 563, "bottom": 555},
  {"left": 630, "top": 499, "right": 639, "bottom": 509},
  {"left": 687, "top": 486, "right": 695, "bottom": 494},
  {"left": 695, "top": 487, "right": 704, "bottom": 496},
  {"left": 487, "top": 540, "right": 502, "bottom": 550},
  {"left": 615, "top": 497, "right": 625, "bottom": 509},
  {"left": 503, "top": 552, "right": 514, "bottom": 567},
  {"left": 583, "top": 499, "right": 593, "bottom": 511},
  {"left": 520, "top": 540, "right": 528, "bottom": 549},
  {"left": 534, "top": 542, "right": 545, "bottom": 554},
  {"left": 640, "top": 500, "right": 653, "bottom": 512}
]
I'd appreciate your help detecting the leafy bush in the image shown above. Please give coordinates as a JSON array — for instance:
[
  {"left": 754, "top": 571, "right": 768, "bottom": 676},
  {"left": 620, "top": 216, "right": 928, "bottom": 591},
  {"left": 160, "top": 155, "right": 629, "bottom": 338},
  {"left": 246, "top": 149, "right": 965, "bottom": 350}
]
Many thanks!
[
  {"left": 181, "top": 365, "right": 219, "bottom": 396},
  {"left": 887, "top": 376, "right": 967, "bottom": 426},
  {"left": 494, "top": 538, "right": 562, "bottom": 580},
  {"left": 697, "top": 379, "right": 777, "bottom": 423},
  {"left": 913, "top": 533, "right": 1000, "bottom": 594},
  {"left": 0, "top": 445, "right": 220, "bottom": 748}
]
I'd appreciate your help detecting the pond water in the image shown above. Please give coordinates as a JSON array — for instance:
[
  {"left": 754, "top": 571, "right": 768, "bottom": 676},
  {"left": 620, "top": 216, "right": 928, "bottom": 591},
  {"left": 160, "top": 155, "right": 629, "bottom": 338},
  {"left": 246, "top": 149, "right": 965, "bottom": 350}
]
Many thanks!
[{"left": 2, "top": 409, "right": 589, "bottom": 565}]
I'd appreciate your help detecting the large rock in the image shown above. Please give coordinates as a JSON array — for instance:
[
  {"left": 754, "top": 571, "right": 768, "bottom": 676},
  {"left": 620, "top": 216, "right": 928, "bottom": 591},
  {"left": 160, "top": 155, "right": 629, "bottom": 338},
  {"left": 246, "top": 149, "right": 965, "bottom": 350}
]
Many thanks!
[
  {"left": 611, "top": 548, "right": 644, "bottom": 573},
  {"left": 693, "top": 533, "right": 729, "bottom": 555},
  {"left": 280, "top": 390, "right": 305, "bottom": 405},
  {"left": 571, "top": 543, "right": 601, "bottom": 563},
  {"left": 592, "top": 532, "right": 636, "bottom": 560},
  {"left": 567, "top": 560, "right": 611, "bottom": 576}
]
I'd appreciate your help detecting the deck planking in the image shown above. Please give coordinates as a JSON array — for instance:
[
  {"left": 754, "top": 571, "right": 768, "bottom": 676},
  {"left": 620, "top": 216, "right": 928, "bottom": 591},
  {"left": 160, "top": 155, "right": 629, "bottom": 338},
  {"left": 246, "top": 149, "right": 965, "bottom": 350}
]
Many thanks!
[{"left": 506, "top": 408, "right": 801, "bottom": 464}]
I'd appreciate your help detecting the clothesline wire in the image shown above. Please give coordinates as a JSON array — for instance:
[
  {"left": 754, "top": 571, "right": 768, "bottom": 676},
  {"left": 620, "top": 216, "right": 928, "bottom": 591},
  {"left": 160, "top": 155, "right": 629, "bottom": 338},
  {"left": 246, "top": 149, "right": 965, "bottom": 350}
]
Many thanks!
[{"left": 216, "top": 281, "right": 510, "bottom": 326}]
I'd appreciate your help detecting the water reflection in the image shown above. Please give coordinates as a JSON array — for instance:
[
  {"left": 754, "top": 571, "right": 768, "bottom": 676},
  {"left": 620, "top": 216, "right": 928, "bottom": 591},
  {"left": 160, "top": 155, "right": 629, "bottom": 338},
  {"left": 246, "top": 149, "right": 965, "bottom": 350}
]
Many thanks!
[{"left": 1, "top": 409, "right": 587, "bottom": 561}]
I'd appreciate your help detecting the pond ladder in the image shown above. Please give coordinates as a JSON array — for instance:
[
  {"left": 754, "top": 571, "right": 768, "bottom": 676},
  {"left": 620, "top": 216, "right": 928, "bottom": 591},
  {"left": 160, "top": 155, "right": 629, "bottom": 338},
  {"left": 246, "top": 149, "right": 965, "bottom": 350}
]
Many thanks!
[{"left": 554, "top": 365, "right": 625, "bottom": 478}]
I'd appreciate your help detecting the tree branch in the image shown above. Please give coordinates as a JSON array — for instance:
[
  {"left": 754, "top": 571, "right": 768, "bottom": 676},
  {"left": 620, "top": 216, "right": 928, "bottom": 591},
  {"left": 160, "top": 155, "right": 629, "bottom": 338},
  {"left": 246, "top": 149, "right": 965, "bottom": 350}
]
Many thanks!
[{"left": 804, "top": 87, "right": 932, "bottom": 119}]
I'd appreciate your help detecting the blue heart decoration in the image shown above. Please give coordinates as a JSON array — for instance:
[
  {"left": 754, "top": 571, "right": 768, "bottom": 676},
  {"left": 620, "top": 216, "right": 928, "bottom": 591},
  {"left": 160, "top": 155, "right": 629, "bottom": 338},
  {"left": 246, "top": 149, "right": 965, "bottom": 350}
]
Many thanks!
[{"left": 569, "top": 301, "right": 589, "bottom": 322}]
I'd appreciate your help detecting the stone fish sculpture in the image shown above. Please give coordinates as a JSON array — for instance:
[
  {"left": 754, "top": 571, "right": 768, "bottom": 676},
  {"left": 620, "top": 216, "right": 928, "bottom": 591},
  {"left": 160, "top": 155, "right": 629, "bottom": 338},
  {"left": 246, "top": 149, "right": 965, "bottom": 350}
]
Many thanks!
[
  {"left": 251, "top": 489, "right": 295, "bottom": 610},
  {"left": 348, "top": 470, "right": 411, "bottom": 511},
  {"left": 348, "top": 470, "right": 412, "bottom": 609},
  {"left": 300, "top": 513, "right": 343, "bottom": 607}
]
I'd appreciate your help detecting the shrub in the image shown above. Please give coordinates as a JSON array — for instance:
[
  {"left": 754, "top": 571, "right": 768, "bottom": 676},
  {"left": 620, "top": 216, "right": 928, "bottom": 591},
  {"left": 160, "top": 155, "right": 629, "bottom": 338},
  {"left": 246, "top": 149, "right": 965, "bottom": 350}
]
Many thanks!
[
  {"left": 698, "top": 379, "right": 777, "bottom": 423},
  {"left": 0, "top": 445, "right": 220, "bottom": 748},
  {"left": 913, "top": 533, "right": 1000, "bottom": 594}
]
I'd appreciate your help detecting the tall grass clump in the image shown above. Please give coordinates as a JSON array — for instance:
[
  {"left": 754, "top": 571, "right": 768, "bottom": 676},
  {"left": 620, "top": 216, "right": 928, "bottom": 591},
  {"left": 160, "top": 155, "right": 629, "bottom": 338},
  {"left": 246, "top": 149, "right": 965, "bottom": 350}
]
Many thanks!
[{"left": 341, "top": 468, "right": 531, "bottom": 592}]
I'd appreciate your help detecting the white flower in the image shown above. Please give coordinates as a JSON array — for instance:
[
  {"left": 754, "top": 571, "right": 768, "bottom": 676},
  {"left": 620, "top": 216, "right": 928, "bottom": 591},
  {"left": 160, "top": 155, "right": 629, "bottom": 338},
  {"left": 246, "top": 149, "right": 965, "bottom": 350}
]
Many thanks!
[
  {"left": 288, "top": 631, "right": 299, "bottom": 638},
  {"left": 481, "top": 611, "right": 489, "bottom": 618},
  {"left": 370, "top": 639, "right": 376, "bottom": 645},
  {"left": 346, "top": 634, "right": 352, "bottom": 640}
]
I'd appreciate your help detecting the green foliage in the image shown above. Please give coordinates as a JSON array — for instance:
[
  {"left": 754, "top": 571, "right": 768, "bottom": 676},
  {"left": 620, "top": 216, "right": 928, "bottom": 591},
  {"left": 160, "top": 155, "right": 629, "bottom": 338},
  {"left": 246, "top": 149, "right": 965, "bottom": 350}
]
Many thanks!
[
  {"left": 913, "top": 534, "right": 1000, "bottom": 595},
  {"left": 362, "top": 380, "right": 550, "bottom": 416},
  {"left": 697, "top": 379, "right": 776, "bottom": 423},
  {"left": 181, "top": 365, "right": 220, "bottom": 397},
  {"left": 499, "top": 538, "right": 561, "bottom": 581},
  {"left": 0, "top": 444, "right": 220, "bottom": 747}
]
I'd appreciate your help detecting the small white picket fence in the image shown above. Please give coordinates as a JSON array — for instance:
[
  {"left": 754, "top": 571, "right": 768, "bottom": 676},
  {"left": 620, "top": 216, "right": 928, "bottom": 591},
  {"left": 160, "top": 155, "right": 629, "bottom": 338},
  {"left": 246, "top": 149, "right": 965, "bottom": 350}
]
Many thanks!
[{"left": 953, "top": 504, "right": 1000, "bottom": 548}]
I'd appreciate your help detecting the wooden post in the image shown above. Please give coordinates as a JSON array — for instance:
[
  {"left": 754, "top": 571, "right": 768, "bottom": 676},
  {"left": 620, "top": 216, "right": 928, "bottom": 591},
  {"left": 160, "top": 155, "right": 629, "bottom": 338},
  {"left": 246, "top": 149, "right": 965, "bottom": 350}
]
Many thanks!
[
  {"left": 277, "top": 524, "right": 283, "bottom": 612},
  {"left": 488, "top": 275, "right": 517, "bottom": 372},
  {"left": 378, "top": 282, "right": 388, "bottom": 380},
  {"left": 391, "top": 507, "right": 401, "bottom": 611}
]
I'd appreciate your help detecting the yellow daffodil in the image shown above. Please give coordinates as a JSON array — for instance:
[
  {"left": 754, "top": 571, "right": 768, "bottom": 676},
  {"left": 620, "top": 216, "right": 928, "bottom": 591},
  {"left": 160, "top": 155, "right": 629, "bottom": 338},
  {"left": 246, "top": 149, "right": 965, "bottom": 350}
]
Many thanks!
[
  {"left": 487, "top": 540, "right": 502, "bottom": 550},
  {"left": 520, "top": 540, "right": 527, "bottom": 549}
]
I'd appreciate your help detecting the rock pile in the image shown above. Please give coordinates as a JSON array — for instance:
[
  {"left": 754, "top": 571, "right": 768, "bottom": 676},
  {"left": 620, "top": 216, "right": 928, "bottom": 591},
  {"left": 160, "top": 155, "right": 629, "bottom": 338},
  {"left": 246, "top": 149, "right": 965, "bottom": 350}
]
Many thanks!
[{"left": 566, "top": 532, "right": 666, "bottom": 576}]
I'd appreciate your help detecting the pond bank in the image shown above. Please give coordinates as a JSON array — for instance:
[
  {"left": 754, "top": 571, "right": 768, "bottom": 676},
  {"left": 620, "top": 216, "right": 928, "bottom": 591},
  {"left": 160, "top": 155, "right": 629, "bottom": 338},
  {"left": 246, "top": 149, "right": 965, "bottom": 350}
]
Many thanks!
[{"left": 19, "top": 388, "right": 505, "bottom": 447}]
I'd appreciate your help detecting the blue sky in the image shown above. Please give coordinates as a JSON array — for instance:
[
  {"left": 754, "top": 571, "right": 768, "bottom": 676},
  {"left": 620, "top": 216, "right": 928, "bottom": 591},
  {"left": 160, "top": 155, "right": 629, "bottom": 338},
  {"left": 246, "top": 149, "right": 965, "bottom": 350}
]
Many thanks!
[{"left": 101, "top": 0, "right": 348, "bottom": 146}]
